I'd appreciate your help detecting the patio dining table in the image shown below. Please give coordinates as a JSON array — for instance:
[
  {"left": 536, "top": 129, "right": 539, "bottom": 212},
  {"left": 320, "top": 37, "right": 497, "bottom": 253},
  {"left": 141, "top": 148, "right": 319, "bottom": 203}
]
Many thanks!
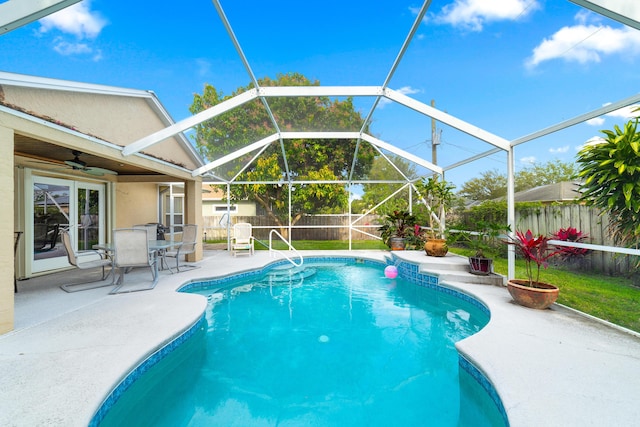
[{"left": 93, "top": 240, "right": 183, "bottom": 288}]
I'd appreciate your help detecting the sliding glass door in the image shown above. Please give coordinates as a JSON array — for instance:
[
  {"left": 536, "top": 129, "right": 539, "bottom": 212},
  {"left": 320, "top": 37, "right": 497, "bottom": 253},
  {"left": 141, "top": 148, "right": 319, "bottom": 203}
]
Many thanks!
[{"left": 29, "top": 174, "right": 105, "bottom": 274}]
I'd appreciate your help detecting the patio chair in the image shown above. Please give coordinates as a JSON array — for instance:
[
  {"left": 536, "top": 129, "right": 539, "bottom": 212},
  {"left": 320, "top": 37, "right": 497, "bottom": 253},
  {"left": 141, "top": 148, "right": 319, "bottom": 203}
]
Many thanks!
[
  {"left": 231, "top": 223, "right": 254, "bottom": 256},
  {"left": 164, "top": 224, "right": 198, "bottom": 272},
  {"left": 110, "top": 228, "right": 158, "bottom": 294},
  {"left": 59, "top": 229, "right": 114, "bottom": 293},
  {"left": 133, "top": 223, "right": 157, "bottom": 241}
]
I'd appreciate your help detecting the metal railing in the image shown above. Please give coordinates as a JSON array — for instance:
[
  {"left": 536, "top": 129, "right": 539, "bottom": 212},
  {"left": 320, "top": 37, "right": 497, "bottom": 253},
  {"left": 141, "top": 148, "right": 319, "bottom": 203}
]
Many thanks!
[{"left": 269, "top": 229, "right": 303, "bottom": 267}]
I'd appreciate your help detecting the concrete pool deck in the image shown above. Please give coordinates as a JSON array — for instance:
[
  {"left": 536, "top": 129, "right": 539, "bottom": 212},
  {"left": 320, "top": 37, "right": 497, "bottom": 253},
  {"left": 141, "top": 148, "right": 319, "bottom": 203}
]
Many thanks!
[{"left": 1, "top": 249, "right": 639, "bottom": 426}]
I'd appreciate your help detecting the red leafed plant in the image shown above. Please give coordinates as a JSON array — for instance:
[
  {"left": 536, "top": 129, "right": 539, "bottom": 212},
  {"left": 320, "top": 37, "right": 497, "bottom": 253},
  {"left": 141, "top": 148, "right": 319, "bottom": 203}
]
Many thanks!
[
  {"left": 551, "top": 227, "right": 589, "bottom": 262},
  {"left": 504, "top": 230, "right": 559, "bottom": 287}
]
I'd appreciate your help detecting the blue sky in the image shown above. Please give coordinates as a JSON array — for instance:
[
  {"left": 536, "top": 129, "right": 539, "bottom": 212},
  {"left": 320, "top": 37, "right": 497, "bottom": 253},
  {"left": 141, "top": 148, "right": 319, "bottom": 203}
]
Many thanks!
[{"left": 2, "top": 0, "right": 640, "bottom": 189}]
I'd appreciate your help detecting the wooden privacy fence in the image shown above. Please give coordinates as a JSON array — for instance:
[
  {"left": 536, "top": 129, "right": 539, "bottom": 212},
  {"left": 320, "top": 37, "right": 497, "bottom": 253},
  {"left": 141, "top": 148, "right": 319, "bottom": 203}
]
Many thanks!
[
  {"left": 203, "top": 205, "right": 634, "bottom": 275},
  {"left": 514, "top": 204, "right": 633, "bottom": 275},
  {"left": 203, "top": 214, "right": 382, "bottom": 242}
]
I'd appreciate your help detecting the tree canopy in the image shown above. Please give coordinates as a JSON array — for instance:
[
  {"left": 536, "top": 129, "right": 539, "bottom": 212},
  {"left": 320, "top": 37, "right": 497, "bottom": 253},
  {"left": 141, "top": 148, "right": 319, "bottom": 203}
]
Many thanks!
[
  {"left": 190, "top": 72, "right": 377, "bottom": 231},
  {"left": 458, "top": 161, "right": 578, "bottom": 202},
  {"left": 356, "top": 155, "right": 416, "bottom": 214},
  {"left": 458, "top": 169, "right": 507, "bottom": 201}
]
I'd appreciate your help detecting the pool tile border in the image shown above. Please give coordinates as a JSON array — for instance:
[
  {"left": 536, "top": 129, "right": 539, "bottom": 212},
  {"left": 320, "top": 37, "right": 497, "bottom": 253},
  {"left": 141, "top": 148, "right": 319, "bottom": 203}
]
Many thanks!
[
  {"left": 459, "top": 354, "right": 510, "bottom": 426},
  {"left": 88, "top": 316, "right": 207, "bottom": 427}
]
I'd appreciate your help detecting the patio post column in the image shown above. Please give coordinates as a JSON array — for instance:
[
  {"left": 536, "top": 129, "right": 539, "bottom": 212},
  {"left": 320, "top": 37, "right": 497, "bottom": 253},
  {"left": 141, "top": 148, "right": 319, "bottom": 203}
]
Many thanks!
[
  {"left": 0, "top": 125, "right": 15, "bottom": 334},
  {"left": 506, "top": 146, "right": 516, "bottom": 280},
  {"left": 184, "top": 178, "right": 202, "bottom": 262}
]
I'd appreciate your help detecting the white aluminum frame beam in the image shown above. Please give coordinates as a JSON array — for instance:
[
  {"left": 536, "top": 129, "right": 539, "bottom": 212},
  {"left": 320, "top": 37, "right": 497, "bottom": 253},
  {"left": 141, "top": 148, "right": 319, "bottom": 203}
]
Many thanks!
[
  {"left": 191, "top": 131, "right": 442, "bottom": 177},
  {"left": 361, "top": 134, "right": 442, "bottom": 174},
  {"left": 123, "top": 88, "right": 258, "bottom": 156},
  {"left": 0, "top": 0, "right": 81, "bottom": 34},
  {"left": 384, "top": 88, "right": 511, "bottom": 151},
  {"left": 511, "top": 92, "right": 640, "bottom": 147},
  {"left": 258, "top": 86, "right": 383, "bottom": 98},
  {"left": 569, "top": 0, "right": 640, "bottom": 30},
  {"left": 192, "top": 133, "right": 279, "bottom": 176}
]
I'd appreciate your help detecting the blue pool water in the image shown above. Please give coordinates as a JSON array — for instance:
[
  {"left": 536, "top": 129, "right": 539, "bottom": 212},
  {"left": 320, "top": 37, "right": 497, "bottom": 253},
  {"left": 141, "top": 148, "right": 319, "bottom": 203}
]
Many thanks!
[{"left": 98, "top": 261, "right": 506, "bottom": 426}]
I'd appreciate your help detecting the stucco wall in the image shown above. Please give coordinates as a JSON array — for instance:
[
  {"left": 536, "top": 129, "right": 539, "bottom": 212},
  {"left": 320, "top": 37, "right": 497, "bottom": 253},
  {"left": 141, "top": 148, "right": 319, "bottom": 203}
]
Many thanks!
[
  {"left": 1, "top": 85, "right": 198, "bottom": 169},
  {"left": 115, "top": 182, "right": 158, "bottom": 229},
  {"left": 0, "top": 126, "right": 14, "bottom": 333}
]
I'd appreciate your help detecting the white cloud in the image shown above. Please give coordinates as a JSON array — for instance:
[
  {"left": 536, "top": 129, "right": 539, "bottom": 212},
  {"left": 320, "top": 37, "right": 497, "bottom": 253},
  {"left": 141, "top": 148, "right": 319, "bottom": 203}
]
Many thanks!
[
  {"left": 586, "top": 117, "right": 605, "bottom": 126},
  {"left": 549, "top": 145, "right": 570, "bottom": 154},
  {"left": 520, "top": 156, "right": 536, "bottom": 164},
  {"left": 53, "top": 40, "right": 92, "bottom": 55},
  {"left": 526, "top": 13, "right": 640, "bottom": 68},
  {"left": 434, "top": 0, "right": 540, "bottom": 31},
  {"left": 39, "top": 1, "right": 107, "bottom": 39},
  {"left": 379, "top": 86, "right": 420, "bottom": 108},
  {"left": 38, "top": 1, "right": 106, "bottom": 59},
  {"left": 585, "top": 103, "right": 640, "bottom": 127},
  {"left": 605, "top": 104, "right": 640, "bottom": 119}
]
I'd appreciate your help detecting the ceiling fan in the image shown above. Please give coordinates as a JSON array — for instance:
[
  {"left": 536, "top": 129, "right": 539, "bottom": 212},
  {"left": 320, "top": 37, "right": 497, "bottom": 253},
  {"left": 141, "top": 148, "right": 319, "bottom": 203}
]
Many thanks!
[{"left": 64, "top": 150, "right": 118, "bottom": 176}]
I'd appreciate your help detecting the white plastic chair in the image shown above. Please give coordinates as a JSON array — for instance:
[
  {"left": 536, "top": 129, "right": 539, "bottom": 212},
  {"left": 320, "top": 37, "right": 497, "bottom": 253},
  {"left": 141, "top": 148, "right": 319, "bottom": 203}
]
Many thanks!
[
  {"left": 59, "top": 229, "right": 114, "bottom": 293},
  {"left": 110, "top": 228, "right": 157, "bottom": 294},
  {"left": 164, "top": 224, "right": 198, "bottom": 272},
  {"left": 231, "top": 223, "right": 254, "bottom": 256}
]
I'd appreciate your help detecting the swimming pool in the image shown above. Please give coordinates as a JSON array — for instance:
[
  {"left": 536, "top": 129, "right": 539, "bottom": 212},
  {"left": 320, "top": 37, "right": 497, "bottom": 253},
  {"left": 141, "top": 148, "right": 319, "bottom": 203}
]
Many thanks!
[{"left": 96, "top": 258, "right": 507, "bottom": 426}]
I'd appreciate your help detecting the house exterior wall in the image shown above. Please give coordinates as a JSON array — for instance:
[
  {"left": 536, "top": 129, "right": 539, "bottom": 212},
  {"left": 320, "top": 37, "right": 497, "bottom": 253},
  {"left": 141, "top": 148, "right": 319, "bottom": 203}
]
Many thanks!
[
  {"left": 201, "top": 184, "right": 257, "bottom": 217},
  {"left": 1, "top": 85, "right": 199, "bottom": 169},
  {"left": 115, "top": 182, "right": 158, "bottom": 228},
  {"left": 202, "top": 200, "right": 256, "bottom": 216},
  {"left": 0, "top": 125, "right": 15, "bottom": 333},
  {"left": 2, "top": 75, "right": 205, "bottom": 335}
]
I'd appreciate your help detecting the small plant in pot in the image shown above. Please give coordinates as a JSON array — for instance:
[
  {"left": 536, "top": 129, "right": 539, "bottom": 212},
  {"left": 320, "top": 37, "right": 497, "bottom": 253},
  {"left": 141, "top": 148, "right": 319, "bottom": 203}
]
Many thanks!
[
  {"left": 378, "top": 210, "right": 417, "bottom": 251},
  {"left": 463, "top": 221, "right": 510, "bottom": 275},
  {"left": 415, "top": 176, "right": 455, "bottom": 256},
  {"left": 503, "top": 229, "right": 560, "bottom": 309}
]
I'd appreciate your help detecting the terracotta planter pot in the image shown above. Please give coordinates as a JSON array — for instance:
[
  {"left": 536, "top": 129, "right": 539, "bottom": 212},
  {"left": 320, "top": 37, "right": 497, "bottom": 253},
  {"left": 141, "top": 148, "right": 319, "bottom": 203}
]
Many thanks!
[
  {"left": 469, "top": 256, "right": 493, "bottom": 275},
  {"left": 424, "top": 238, "right": 448, "bottom": 257},
  {"left": 388, "top": 237, "right": 406, "bottom": 251},
  {"left": 507, "top": 279, "right": 559, "bottom": 310}
]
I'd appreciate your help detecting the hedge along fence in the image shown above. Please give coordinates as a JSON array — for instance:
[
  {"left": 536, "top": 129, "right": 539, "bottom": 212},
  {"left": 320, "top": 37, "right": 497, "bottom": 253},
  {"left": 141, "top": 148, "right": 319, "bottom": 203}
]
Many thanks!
[{"left": 202, "top": 214, "right": 382, "bottom": 242}]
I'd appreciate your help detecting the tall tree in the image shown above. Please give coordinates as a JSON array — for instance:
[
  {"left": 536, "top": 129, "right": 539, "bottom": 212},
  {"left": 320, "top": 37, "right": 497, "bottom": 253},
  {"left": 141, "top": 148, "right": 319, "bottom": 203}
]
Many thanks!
[
  {"left": 359, "top": 155, "right": 417, "bottom": 214},
  {"left": 515, "top": 161, "right": 578, "bottom": 191},
  {"left": 190, "top": 73, "right": 376, "bottom": 233},
  {"left": 458, "top": 161, "right": 578, "bottom": 202},
  {"left": 458, "top": 169, "right": 507, "bottom": 201}
]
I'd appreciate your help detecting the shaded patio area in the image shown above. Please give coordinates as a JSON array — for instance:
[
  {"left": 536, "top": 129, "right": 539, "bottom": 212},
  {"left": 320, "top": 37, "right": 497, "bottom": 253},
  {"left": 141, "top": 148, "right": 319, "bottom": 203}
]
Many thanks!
[{"left": 1, "top": 249, "right": 640, "bottom": 426}]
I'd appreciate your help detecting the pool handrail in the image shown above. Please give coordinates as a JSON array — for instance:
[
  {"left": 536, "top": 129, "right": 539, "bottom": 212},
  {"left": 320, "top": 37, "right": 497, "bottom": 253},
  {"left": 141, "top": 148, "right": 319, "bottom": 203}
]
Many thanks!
[{"left": 269, "top": 229, "right": 303, "bottom": 267}]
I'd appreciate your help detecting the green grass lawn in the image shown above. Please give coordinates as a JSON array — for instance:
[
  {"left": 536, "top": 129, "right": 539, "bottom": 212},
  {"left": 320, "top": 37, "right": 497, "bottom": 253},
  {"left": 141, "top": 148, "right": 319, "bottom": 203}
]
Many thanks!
[{"left": 449, "top": 247, "right": 640, "bottom": 333}]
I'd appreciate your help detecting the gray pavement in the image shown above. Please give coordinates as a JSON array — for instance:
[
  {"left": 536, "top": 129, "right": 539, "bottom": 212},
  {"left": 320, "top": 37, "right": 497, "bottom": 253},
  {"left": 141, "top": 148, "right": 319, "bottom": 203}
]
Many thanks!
[{"left": 1, "top": 249, "right": 639, "bottom": 426}]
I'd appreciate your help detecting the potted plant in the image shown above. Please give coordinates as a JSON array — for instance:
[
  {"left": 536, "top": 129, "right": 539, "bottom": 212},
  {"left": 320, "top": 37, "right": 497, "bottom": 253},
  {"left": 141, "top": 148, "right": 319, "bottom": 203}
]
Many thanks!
[
  {"left": 464, "top": 221, "right": 510, "bottom": 275},
  {"left": 503, "top": 229, "right": 560, "bottom": 309},
  {"left": 378, "top": 210, "right": 417, "bottom": 251},
  {"left": 415, "top": 176, "right": 455, "bottom": 256}
]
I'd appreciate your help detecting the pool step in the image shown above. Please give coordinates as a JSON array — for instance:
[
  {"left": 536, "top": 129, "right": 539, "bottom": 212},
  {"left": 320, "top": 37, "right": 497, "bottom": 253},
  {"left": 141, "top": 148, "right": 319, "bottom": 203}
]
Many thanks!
[
  {"left": 413, "top": 254, "right": 505, "bottom": 286},
  {"left": 263, "top": 266, "right": 316, "bottom": 283},
  {"left": 424, "top": 268, "right": 505, "bottom": 286}
]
